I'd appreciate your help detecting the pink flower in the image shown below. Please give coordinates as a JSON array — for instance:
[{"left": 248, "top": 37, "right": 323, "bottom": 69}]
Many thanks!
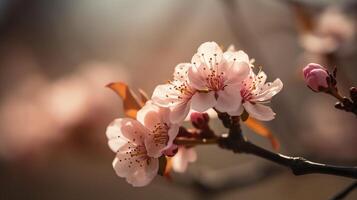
[
  {"left": 188, "top": 42, "right": 250, "bottom": 113},
  {"left": 303, "top": 63, "right": 329, "bottom": 92},
  {"left": 106, "top": 118, "right": 158, "bottom": 187},
  {"left": 172, "top": 147, "right": 197, "bottom": 173},
  {"left": 136, "top": 101, "right": 180, "bottom": 158},
  {"left": 106, "top": 102, "right": 179, "bottom": 186},
  {"left": 230, "top": 70, "right": 283, "bottom": 121},
  {"left": 152, "top": 63, "right": 196, "bottom": 123}
]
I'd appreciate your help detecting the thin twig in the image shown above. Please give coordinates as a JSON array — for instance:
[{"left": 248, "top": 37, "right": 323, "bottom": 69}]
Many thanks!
[{"left": 330, "top": 181, "right": 357, "bottom": 200}]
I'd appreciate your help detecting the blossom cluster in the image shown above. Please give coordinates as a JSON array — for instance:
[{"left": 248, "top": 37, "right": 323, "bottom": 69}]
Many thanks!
[{"left": 106, "top": 42, "right": 283, "bottom": 186}]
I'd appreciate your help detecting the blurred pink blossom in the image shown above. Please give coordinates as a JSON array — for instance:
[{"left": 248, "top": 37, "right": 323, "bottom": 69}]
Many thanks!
[{"left": 172, "top": 147, "right": 197, "bottom": 173}]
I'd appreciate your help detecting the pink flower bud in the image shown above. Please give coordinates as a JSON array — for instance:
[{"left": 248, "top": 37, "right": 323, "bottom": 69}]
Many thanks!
[
  {"left": 163, "top": 144, "right": 178, "bottom": 157},
  {"left": 303, "top": 63, "right": 329, "bottom": 92},
  {"left": 190, "top": 112, "right": 209, "bottom": 129}
]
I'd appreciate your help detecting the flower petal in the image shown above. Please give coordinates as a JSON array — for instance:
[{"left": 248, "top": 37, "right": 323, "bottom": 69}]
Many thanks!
[
  {"left": 244, "top": 102, "right": 275, "bottom": 121},
  {"left": 172, "top": 147, "right": 197, "bottom": 173},
  {"left": 170, "top": 101, "right": 191, "bottom": 124},
  {"left": 187, "top": 64, "right": 209, "bottom": 90},
  {"left": 136, "top": 101, "right": 170, "bottom": 131},
  {"left": 253, "top": 78, "right": 283, "bottom": 102},
  {"left": 191, "top": 91, "right": 216, "bottom": 112},
  {"left": 227, "top": 104, "right": 244, "bottom": 116},
  {"left": 165, "top": 124, "right": 180, "bottom": 150},
  {"left": 196, "top": 41, "right": 223, "bottom": 67},
  {"left": 124, "top": 157, "right": 159, "bottom": 187},
  {"left": 215, "top": 84, "right": 242, "bottom": 113},
  {"left": 173, "top": 63, "right": 191, "bottom": 82},
  {"left": 223, "top": 50, "right": 250, "bottom": 64},
  {"left": 255, "top": 71, "right": 267, "bottom": 89},
  {"left": 225, "top": 61, "right": 251, "bottom": 85},
  {"left": 106, "top": 118, "right": 148, "bottom": 153},
  {"left": 151, "top": 84, "right": 180, "bottom": 107},
  {"left": 112, "top": 143, "right": 150, "bottom": 178}
]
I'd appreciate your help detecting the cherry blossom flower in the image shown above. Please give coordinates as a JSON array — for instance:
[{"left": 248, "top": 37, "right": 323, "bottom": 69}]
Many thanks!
[
  {"left": 136, "top": 101, "right": 180, "bottom": 158},
  {"left": 106, "top": 118, "right": 158, "bottom": 187},
  {"left": 229, "top": 69, "right": 283, "bottom": 121},
  {"left": 188, "top": 41, "right": 250, "bottom": 114},
  {"left": 152, "top": 63, "right": 196, "bottom": 123},
  {"left": 172, "top": 147, "right": 197, "bottom": 173},
  {"left": 303, "top": 63, "right": 329, "bottom": 92}
]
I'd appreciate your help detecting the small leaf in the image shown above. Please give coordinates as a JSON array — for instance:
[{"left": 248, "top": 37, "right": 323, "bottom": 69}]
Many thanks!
[
  {"left": 106, "top": 82, "right": 142, "bottom": 118},
  {"left": 158, "top": 155, "right": 167, "bottom": 176},
  {"left": 244, "top": 117, "right": 280, "bottom": 150}
]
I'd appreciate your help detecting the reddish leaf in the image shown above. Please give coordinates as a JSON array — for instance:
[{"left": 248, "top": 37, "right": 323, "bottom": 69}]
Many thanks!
[
  {"left": 244, "top": 117, "right": 280, "bottom": 150},
  {"left": 164, "top": 157, "right": 173, "bottom": 180},
  {"left": 106, "top": 82, "right": 142, "bottom": 118}
]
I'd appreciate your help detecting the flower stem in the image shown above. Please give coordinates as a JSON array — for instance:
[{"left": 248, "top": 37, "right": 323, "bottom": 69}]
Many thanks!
[
  {"left": 174, "top": 137, "right": 218, "bottom": 146},
  {"left": 329, "top": 88, "right": 345, "bottom": 102}
]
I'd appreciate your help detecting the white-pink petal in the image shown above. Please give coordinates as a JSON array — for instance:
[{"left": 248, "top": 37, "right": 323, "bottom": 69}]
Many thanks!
[
  {"left": 152, "top": 84, "right": 180, "bottom": 107},
  {"left": 170, "top": 102, "right": 192, "bottom": 124},
  {"left": 191, "top": 91, "right": 216, "bottom": 112},
  {"left": 116, "top": 157, "right": 159, "bottom": 187},
  {"left": 196, "top": 41, "right": 223, "bottom": 66},
  {"left": 243, "top": 102, "right": 275, "bottom": 121},
  {"left": 215, "top": 84, "right": 242, "bottom": 113},
  {"left": 187, "top": 65, "right": 209, "bottom": 91},
  {"left": 227, "top": 104, "right": 244, "bottom": 116},
  {"left": 172, "top": 147, "right": 197, "bottom": 173},
  {"left": 173, "top": 63, "right": 191, "bottom": 82},
  {"left": 136, "top": 101, "right": 170, "bottom": 130},
  {"left": 225, "top": 61, "right": 251, "bottom": 85},
  {"left": 253, "top": 79, "right": 283, "bottom": 102},
  {"left": 106, "top": 118, "right": 148, "bottom": 153}
]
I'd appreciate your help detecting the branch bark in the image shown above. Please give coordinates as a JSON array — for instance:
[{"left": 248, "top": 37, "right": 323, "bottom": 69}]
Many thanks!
[{"left": 174, "top": 114, "right": 357, "bottom": 179}]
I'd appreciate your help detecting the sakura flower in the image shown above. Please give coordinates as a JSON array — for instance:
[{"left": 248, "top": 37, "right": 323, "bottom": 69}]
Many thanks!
[
  {"left": 106, "top": 118, "right": 158, "bottom": 187},
  {"left": 230, "top": 70, "right": 283, "bottom": 121},
  {"left": 152, "top": 63, "right": 196, "bottom": 123},
  {"left": 137, "top": 101, "right": 180, "bottom": 158},
  {"left": 172, "top": 147, "right": 197, "bottom": 173},
  {"left": 188, "top": 42, "right": 250, "bottom": 113}
]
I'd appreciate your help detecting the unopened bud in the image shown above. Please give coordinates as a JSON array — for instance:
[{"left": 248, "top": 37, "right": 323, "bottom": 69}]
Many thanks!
[
  {"left": 303, "top": 63, "right": 329, "bottom": 92},
  {"left": 190, "top": 112, "right": 209, "bottom": 129}
]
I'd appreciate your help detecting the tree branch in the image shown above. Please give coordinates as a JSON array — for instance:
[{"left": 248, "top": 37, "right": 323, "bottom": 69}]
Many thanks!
[
  {"left": 218, "top": 134, "right": 357, "bottom": 179},
  {"left": 174, "top": 134, "right": 357, "bottom": 179},
  {"left": 173, "top": 113, "right": 357, "bottom": 179}
]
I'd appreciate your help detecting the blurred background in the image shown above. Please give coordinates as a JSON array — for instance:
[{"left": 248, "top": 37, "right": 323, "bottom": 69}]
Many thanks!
[{"left": 0, "top": 0, "right": 356, "bottom": 199}]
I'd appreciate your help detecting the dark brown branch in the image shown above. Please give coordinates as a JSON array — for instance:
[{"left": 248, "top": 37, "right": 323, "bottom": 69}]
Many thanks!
[
  {"left": 174, "top": 112, "right": 357, "bottom": 179},
  {"left": 174, "top": 134, "right": 357, "bottom": 179},
  {"left": 330, "top": 181, "right": 357, "bottom": 200},
  {"left": 218, "top": 135, "right": 357, "bottom": 179}
]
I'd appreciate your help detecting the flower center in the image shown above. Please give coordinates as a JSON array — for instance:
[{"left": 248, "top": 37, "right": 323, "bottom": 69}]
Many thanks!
[
  {"left": 205, "top": 70, "right": 225, "bottom": 91},
  {"left": 123, "top": 144, "right": 150, "bottom": 168},
  {"left": 168, "top": 80, "right": 195, "bottom": 103},
  {"left": 151, "top": 122, "right": 170, "bottom": 146}
]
